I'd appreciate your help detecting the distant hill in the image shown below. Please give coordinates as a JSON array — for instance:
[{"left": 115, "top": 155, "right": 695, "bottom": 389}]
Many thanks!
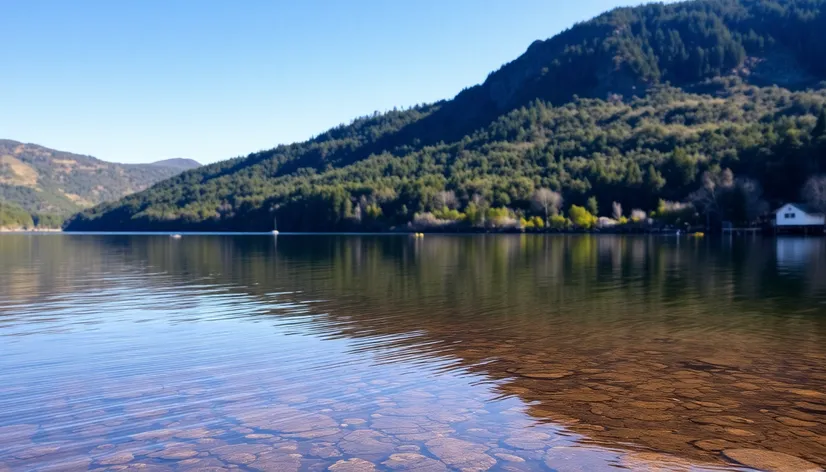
[
  {"left": 150, "top": 158, "right": 201, "bottom": 171},
  {"left": 0, "top": 140, "right": 199, "bottom": 227},
  {"left": 67, "top": 0, "right": 826, "bottom": 232}
]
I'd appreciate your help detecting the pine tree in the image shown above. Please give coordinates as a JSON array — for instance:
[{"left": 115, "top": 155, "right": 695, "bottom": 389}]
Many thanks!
[{"left": 586, "top": 196, "right": 599, "bottom": 217}]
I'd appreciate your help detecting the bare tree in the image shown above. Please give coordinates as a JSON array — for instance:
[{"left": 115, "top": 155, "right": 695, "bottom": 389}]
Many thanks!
[
  {"left": 612, "top": 201, "right": 623, "bottom": 221},
  {"left": 435, "top": 190, "right": 458, "bottom": 210},
  {"left": 803, "top": 176, "right": 826, "bottom": 213},
  {"left": 531, "top": 188, "right": 563, "bottom": 220},
  {"left": 690, "top": 168, "right": 736, "bottom": 226},
  {"left": 720, "top": 168, "right": 734, "bottom": 187}
]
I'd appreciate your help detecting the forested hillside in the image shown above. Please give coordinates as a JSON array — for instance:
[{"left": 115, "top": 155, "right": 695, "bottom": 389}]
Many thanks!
[
  {"left": 66, "top": 0, "right": 826, "bottom": 232},
  {"left": 0, "top": 140, "right": 199, "bottom": 228}
]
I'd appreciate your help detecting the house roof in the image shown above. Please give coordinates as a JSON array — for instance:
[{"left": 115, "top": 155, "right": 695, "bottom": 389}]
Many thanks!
[{"left": 775, "top": 203, "right": 821, "bottom": 214}]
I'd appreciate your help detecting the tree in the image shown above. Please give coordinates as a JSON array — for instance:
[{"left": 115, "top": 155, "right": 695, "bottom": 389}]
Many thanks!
[
  {"left": 569, "top": 205, "right": 596, "bottom": 229},
  {"left": 435, "top": 190, "right": 458, "bottom": 210},
  {"left": 802, "top": 176, "right": 826, "bottom": 213},
  {"left": 548, "top": 214, "right": 569, "bottom": 230},
  {"left": 668, "top": 147, "right": 697, "bottom": 186},
  {"left": 467, "top": 194, "right": 489, "bottom": 227},
  {"left": 612, "top": 201, "right": 623, "bottom": 221},
  {"left": 531, "top": 188, "right": 563, "bottom": 220},
  {"left": 586, "top": 196, "right": 599, "bottom": 217},
  {"left": 645, "top": 165, "right": 667, "bottom": 191},
  {"left": 690, "top": 168, "right": 735, "bottom": 225}
]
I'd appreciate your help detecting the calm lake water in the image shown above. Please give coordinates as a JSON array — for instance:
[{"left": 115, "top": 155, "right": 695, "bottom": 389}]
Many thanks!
[{"left": 2, "top": 234, "right": 826, "bottom": 471}]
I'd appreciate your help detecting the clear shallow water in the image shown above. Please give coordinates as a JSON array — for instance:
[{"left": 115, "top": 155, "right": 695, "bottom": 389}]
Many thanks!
[{"left": 2, "top": 235, "right": 826, "bottom": 471}]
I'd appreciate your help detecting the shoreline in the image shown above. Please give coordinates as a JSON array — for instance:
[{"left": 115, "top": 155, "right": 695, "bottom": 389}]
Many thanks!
[
  {"left": 0, "top": 227, "right": 62, "bottom": 233},
  {"left": 22, "top": 230, "right": 715, "bottom": 236}
]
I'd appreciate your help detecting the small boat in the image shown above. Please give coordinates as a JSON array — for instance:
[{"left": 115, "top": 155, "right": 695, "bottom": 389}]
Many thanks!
[
  {"left": 170, "top": 234, "right": 182, "bottom": 239},
  {"left": 272, "top": 216, "right": 279, "bottom": 235}
]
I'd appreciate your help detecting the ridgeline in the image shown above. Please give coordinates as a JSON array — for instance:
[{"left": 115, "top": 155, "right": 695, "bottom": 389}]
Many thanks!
[
  {"left": 0, "top": 140, "right": 200, "bottom": 229},
  {"left": 66, "top": 0, "right": 826, "bottom": 232}
]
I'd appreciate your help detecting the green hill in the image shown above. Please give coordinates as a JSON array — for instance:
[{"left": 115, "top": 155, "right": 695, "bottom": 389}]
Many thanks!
[
  {"left": 0, "top": 140, "right": 200, "bottom": 227},
  {"left": 66, "top": 0, "right": 826, "bottom": 232}
]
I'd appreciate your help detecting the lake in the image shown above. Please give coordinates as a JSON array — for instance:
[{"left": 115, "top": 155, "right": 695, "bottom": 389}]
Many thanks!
[{"left": 2, "top": 234, "right": 826, "bottom": 471}]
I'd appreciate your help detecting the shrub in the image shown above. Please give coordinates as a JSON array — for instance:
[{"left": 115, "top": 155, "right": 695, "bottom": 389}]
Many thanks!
[
  {"left": 548, "top": 214, "right": 570, "bottom": 230},
  {"left": 569, "top": 205, "right": 597, "bottom": 229}
]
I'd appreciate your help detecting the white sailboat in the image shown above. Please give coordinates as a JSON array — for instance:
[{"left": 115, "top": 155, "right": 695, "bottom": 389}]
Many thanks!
[{"left": 272, "top": 215, "right": 279, "bottom": 235}]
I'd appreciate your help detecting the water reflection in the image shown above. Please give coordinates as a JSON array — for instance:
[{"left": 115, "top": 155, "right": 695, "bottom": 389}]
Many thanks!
[
  {"left": 776, "top": 237, "right": 824, "bottom": 272},
  {"left": 2, "top": 234, "right": 826, "bottom": 471}
]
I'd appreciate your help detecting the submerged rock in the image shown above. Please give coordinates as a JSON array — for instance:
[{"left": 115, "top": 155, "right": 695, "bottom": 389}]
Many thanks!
[
  {"left": 621, "top": 451, "right": 707, "bottom": 471},
  {"left": 544, "top": 446, "right": 624, "bottom": 471},
  {"left": 494, "top": 453, "right": 526, "bottom": 463},
  {"left": 328, "top": 458, "right": 376, "bottom": 471},
  {"left": 425, "top": 438, "right": 496, "bottom": 472},
  {"left": 177, "top": 457, "right": 229, "bottom": 471},
  {"left": 690, "top": 416, "right": 754, "bottom": 427},
  {"left": 0, "top": 424, "right": 38, "bottom": 442},
  {"left": 309, "top": 442, "right": 342, "bottom": 459},
  {"left": 692, "top": 439, "right": 736, "bottom": 452},
  {"left": 13, "top": 444, "right": 62, "bottom": 460},
  {"left": 211, "top": 443, "right": 271, "bottom": 464},
  {"left": 775, "top": 416, "right": 818, "bottom": 427},
  {"left": 513, "top": 370, "right": 574, "bottom": 380},
  {"left": 96, "top": 452, "right": 134, "bottom": 465},
  {"left": 219, "top": 452, "right": 257, "bottom": 465},
  {"left": 382, "top": 453, "right": 447, "bottom": 471},
  {"left": 722, "top": 448, "right": 822, "bottom": 472},
  {"left": 236, "top": 406, "right": 338, "bottom": 434},
  {"left": 35, "top": 457, "right": 92, "bottom": 472},
  {"left": 338, "top": 430, "right": 395, "bottom": 455},
  {"left": 130, "top": 429, "right": 178, "bottom": 441},
  {"left": 249, "top": 452, "right": 303, "bottom": 472},
  {"left": 503, "top": 431, "right": 552, "bottom": 450},
  {"left": 795, "top": 402, "right": 826, "bottom": 414}
]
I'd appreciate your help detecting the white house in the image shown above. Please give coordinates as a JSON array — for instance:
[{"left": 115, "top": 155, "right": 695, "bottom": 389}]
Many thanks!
[{"left": 775, "top": 203, "right": 825, "bottom": 227}]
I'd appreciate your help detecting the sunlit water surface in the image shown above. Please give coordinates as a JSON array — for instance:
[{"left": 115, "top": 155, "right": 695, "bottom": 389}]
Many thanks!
[{"left": 2, "top": 234, "right": 826, "bottom": 471}]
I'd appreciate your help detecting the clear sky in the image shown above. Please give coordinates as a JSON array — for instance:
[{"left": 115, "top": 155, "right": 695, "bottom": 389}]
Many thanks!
[{"left": 3, "top": 0, "right": 658, "bottom": 164}]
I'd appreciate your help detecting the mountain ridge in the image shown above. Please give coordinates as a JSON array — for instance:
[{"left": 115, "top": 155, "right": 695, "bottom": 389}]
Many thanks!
[
  {"left": 66, "top": 0, "right": 826, "bottom": 232},
  {"left": 149, "top": 158, "right": 201, "bottom": 170},
  {"left": 0, "top": 139, "right": 200, "bottom": 225}
]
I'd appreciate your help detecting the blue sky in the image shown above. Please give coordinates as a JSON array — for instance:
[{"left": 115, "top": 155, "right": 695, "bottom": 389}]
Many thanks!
[{"left": 3, "top": 0, "right": 658, "bottom": 164}]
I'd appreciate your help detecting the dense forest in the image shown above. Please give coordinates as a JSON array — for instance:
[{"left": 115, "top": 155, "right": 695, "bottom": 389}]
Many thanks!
[
  {"left": 0, "top": 201, "right": 62, "bottom": 230},
  {"left": 66, "top": 0, "right": 826, "bottom": 232},
  {"left": 0, "top": 140, "right": 199, "bottom": 228}
]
